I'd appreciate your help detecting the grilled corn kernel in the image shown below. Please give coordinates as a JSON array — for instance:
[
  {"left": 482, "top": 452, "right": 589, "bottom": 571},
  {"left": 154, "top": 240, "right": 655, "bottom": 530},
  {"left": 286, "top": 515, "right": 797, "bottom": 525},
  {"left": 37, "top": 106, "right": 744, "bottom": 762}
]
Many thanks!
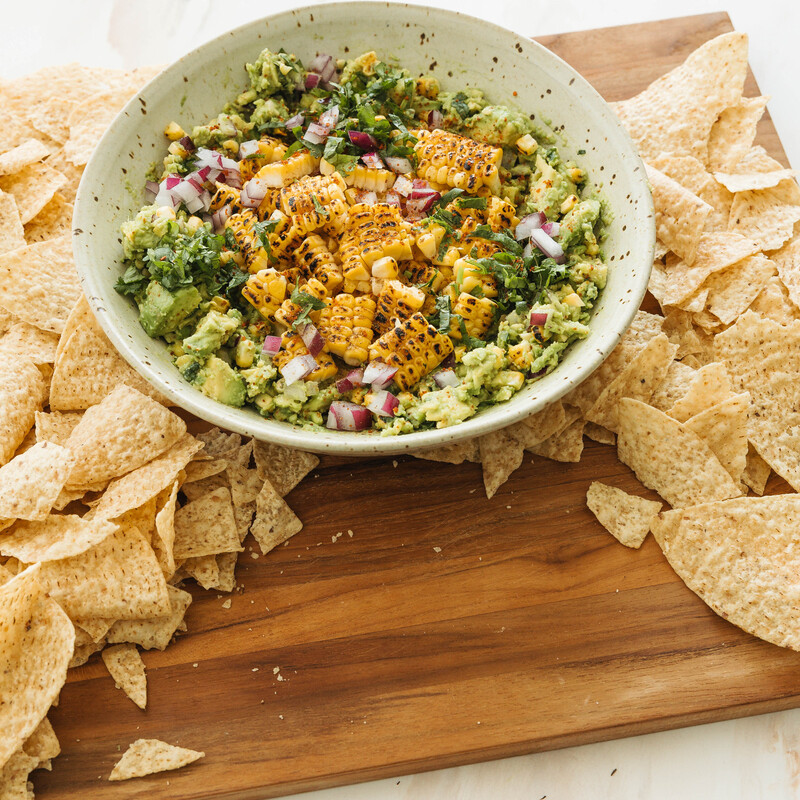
[
  {"left": 240, "top": 138, "right": 290, "bottom": 181},
  {"left": 209, "top": 296, "right": 230, "bottom": 314},
  {"left": 242, "top": 269, "right": 288, "bottom": 320},
  {"left": 273, "top": 334, "right": 338, "bottom": 381},
  {"left": 221, "top": 139, "right": 239, "bottom": 155},
  {"left": 449, "top": 293, "right": 496, "bottom": 340},
  {"left": 274, "top": 276, "right": 330, "bottom": 329},
  {"left": 317, "top": 294, "right": 377, "bottom": 365},
  {"left": 373, "top": 279, "right": 426, "bottom": 335},
  {"left": 164, "top": 122, "right": 185, "bottom": 140},
  {"left": 185, "top": 215, "right": 204, "bottom": 234},
  {"left": 563, "top": 292, "right": 584, "bottom": 307},
  {"left": 560, "top": 194, "right": 579, "bottom": 215},
  {"left": 255, "top": 151, "right": 320, "bottom": 188},
  {"left": 515, "top": 133, "right": 538, "bottom": 155},
  {"left": 454, "top": 258, "right": 498, "bottom": 298},
  {"left": 507, "top": 339, "right": 533, "bottom": 371},
  {"left": 209, "top": 183, "right": 243, "bottom": 215},
  {"left": 235, "top": 338, "right": 256, "bottom": 368},
  {"left": 344, "top": 164, "right": 396, "bottom": 193},
  {"left": 293, "top": 234, "right": 343, "bottom": 293},
  {"left": 568, "top": 167, "right": 585, "bottom": 183}
]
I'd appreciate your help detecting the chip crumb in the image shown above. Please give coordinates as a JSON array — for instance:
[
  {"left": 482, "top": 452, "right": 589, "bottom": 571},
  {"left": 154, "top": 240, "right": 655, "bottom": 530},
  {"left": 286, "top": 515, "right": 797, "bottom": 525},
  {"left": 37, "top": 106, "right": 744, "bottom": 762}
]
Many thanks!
[
  {"left": 347, "top": 529, "right": 353, "bottom": 537},
  {"left": 221, "top": 598, "right": 232, "bottom": 609},
  {"left": 273, "top": 666, "right": 280, "bottom": 674},
  {"left": 277, "top": 675, "right": 284, "bottom": 681},
  {"left": 433, "top": 546, "right": 442, "bottom": 553},
  {"left": 251, "top": 552, "right": 259, "bottom": 559},
  {"left": 252, "top": 667, "right": 259, "bottom": 672},
  {"left": 392, "top": 460, "right": 398, "bottom": 467},
  {"left": 192, "top": 663, "right": 198, "bottom": 668}
]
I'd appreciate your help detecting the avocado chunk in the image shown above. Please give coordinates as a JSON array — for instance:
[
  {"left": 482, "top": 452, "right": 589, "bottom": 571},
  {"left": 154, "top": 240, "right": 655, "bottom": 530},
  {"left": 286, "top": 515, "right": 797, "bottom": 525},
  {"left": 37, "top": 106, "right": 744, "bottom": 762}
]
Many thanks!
[
  {"left": 462, "top": 105, "right": 533, "bottom": 147},
  {"left": 196, "top": 356, "right": 246, "bottom": 407},
  {"left": 182, "top": 310, "right": 239, "bottom": 358},
  {"left": 138, "top": 281, "right": 202, "bottom": 338}
]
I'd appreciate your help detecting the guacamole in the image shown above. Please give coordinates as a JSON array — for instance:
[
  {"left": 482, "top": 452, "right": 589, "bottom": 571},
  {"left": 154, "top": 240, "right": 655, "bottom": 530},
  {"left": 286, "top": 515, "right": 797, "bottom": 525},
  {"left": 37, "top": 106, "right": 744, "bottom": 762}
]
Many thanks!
[{"left": 116, "top": 48, "right": 608, "bottom": 435}]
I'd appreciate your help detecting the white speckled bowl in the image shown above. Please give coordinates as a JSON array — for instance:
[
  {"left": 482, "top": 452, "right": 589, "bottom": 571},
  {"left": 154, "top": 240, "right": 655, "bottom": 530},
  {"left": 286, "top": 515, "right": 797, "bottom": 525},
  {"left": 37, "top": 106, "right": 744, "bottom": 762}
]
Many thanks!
[{"left": 73, "top": 2, "right": 654, "bottom": 456}]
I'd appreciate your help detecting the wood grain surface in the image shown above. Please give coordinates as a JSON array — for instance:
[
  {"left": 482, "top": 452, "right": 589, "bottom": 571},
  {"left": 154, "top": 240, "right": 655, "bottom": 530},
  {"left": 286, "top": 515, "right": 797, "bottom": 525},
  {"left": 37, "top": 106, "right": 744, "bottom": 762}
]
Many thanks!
[{"left": 37, "top": 13, "right": 800, "bottom": 800}]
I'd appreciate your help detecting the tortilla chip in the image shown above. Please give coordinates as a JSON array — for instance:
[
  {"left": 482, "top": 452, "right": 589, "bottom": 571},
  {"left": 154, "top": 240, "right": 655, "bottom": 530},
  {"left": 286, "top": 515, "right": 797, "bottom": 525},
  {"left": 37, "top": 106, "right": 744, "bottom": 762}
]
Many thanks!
[
  {"left": 0, "top": 235, "right": 79, "bottom": 333},
  {"left": 528, "top": 418, "right": 585, "bottom": 463},
  {"left": 226, "top": 460, "right": 264, "bottom": 509},
  {"left": 612, "top": 32, "right": 748, "bottom": 163},
  {"left": 584, "top": 422, "right": 616, "bottom": 445},
  {"left": 0, "top": 191, "right": 25, "bottom": 255},
  {"left": 683, "top": 393, "right": 750, "bottom": 485},
  {"left": 649, "top": 154, "right": 734, "bottom": 232},
  {"left": 702, "top": 254, "right": 777, "bottom": 325},
  {"left": 64, "top": 385, "right": 185, "bottom": 490},
  {"left": 617, "top": 398, "right": 742, "bottom": 507},
  {"left": 0, "top": 139, "right": 50, "bottom": 177},
  {"left": 34, "top": 410, "right": 82, "bottom": 446},
  {"left": 715, "top": 311, "right": 800, "bottom": 489},
  {"left": 181, "top": 555, "right": 220, "bottom": 590},
  {"left": 772, "top": 235, "right": 800, "bottom": 311},
  {"left": 36, "top": 526, "right": 171, "bottom": 620},
  {"left": 152, "top": 481, "right": 179, "bottom": 578},
  {"left": 0, "top": 748, "right": 39, "bottom": 796},
  {"left": 250, "top": 479, "right": 303, "bottom": 555},
  {"left": 23, "top": 716, "right": 59, "bottom": 769},
  {"left": 585, "top": 334, "right": 676, "bottom": 432},
  {"left": 728, "top": 179, "right": 800, "bottom": 252},
  {"left": 73, "top": 617, "right": 113, "bottom": 644},
  {"left": 183, "top": 458, "right": 228, "bottom": 483},
  {"left": 0, "top": 355, "right": 47, "bottom": 468},
  {"left": 652, "top": 496, "right": 800, "bottom": 650},
  {"left": 49, "top": 294, "right": 168, "bottom": 409},
  {"left": 0, "top": 565, "right": 74, "bottom": 770},
  {"left": 506, "top": 401, "right": 567, "bottom": 448},
  {"left": 645, "top": 163, "right": 711, "bottom": 264},
  {"left": 102, "top": 644, "right": 147, "bottom": 710},
  {"left": 91, "top": 434, "right": 202, "bottom": 520},
  {"left": 749, "top": 275, "right": 800, "bottom": 325},
  {"left": 252, "top": 441, "right": 319, "bottom": 496},
  {"left": 742, "top": 445, "right": 771, "bottom": 496},
  {"left": 0, "top": 110, "right": 40, "bottom": 154},
  {"left": 108, "top": 738, "right": 204, "bottom": 781},
  {"left": 69, "top": 640, "right": 105, "bottom": 669},
  {"left": 0, "top": 162, "right": 66, "bottom": 226},
  {"left": 479, "top": 429, "right": 524, "bottom": 499},
  {"left": 0, "top": 320, "right": 60, "bottom": 365},
  {"left": 106, "top": 585, "right": 191, "bottom": 651},
  {"left": 196, "top": 428, "right": 242, "bottom": 457},
  {"left": 214, "top": 552, "right": 238, "bottom": 593},
  {"left": 413, "top": 438, "right": 481, "bottom": 464},
  {"left": 0, "top": 515, "right": 117, "bottom": 564},
  {"left": 657, "top": 232, "right": 760, "bottom": 307},
  {"left": 172, "top": 487, "right": 242, "bottom": 560},
  {"left": 181, "top": 471, "right": 229, "bottom": 503},
  {"left": 666, "top": 361, "right": 732, "bottom": 422},
  {"left": 707, "top": 96, "right": 770, "bottom": 172},
  {"left": 586, "top": 482, "right": 662, "bottom": 548},
  {"left": 24, "top": 193, "right": 73, "bottom": 244},
  {"left": 715, "top": 167, "right": 796, "bottom": 193},
  {"left": 0, "top": 442, "right": 75, "bottom": 522}
]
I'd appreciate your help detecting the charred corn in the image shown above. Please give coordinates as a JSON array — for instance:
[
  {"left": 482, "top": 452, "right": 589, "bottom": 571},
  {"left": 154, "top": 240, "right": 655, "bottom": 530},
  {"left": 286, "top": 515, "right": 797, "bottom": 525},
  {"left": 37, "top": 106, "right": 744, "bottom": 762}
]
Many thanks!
[
  {"left": 255, "top": 151, "right": 319, "bottom": 188},
  {"left": 450, "top": 293, "right": 496, "bottom": 339},
  {"left": 256, "top": 187, "right": 283, "bottom": 220},
  {"left": 280, "top": 173, "right": 348, "bottom": 234},
  {"left": 454, "top": 257, "right": 498, "bottom": 298},
  {"left": 369, "top": 312, "right": 454, "bottom": 390},
  {"left": 239, "top": 137, "right": 289, "bottom": 181},
  {"left": 209, "top": 183, "right": 243, "bottom": 215},
  {"left": 274, "top": 276, "right": 330, "bottom": 328},
  {"left": 373, "top": 279, "right": 426, "bottom": 335},
  {"left": 413, "top": 129, "right": 502, "bottom": 195},
  {"left": 225, "top": 209, "right": 271, "bottom": 272},
  {"left": 293, "top": 234, "right": 343, "bottom": 293},
  {"left": 242, "top": 269, "right": 288, "bottom": 320},
  {"left": 317, "top": 294, "right": 377, "bottom": 365},
  {"left": 344, "top": 164, "right": 396, "bottom": 193},
  {"left": 265, "top": 210, "right": 305, "bottom": 268}
]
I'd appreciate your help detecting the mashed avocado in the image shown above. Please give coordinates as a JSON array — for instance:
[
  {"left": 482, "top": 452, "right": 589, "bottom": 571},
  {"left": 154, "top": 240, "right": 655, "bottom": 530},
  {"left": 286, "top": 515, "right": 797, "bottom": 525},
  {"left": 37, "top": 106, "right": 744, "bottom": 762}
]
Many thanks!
[
  {"left": 462, "top": 105, "right": 533, "bottom": 148},
  {"left": 245, "top": 49, "right": 304, "bottom": 99}
]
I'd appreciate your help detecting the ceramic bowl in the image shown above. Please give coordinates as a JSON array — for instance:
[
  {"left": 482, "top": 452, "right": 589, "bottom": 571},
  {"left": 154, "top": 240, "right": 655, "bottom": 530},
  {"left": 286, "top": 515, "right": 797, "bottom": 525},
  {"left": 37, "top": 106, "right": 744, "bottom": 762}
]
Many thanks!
[{"left": 73, "top": 2, "right": 654, "bottom": 456}]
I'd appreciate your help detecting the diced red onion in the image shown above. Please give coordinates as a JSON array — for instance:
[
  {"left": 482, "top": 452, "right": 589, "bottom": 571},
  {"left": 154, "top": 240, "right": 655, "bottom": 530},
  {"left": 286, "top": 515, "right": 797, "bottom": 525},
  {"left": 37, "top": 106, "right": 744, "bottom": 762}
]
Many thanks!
[
  {"left": 280, "top": 353, "right": 317, "bottom": 385},
  {"left": 326, "top": 400, "right": 373, "bottom": 431},
  {"left": 433, "top": 368, "right": 459, "bottom": 389},
  {"left": 334, "top": 366, "right": 365, "bottom": 394},
  {"left": 144, "top": 180, "right": 159, "bottom": 202},
  {"left": 522, "top": 242, "right": 533, "bottom": 260},
  {"left": 441, "top": 352, "right": 456, "bottom": 370},
  {"left": 530, "top": 228, "right": 565, "bottom": 263},
  {"left": 178, "top": 135, "right": 195, "bottom": 152},
  {"left": 410, "top": 180, "right": 439, "bottom": 201},
  {"left": 285, "top": 112, "right": 305, "bottom": 130},
  {"left": 261, "top": 335, "right": 283, "bottom": 356},
  {"left": 367, "top": 390, "right": 399, "bottom": 417},
  {"left": 317, "top": 106, "right": 339, "bottom": 132},
  {"left": 361, "top": 152, "right": 384, "bottom": 170},
  {"left": 195, "top": 165, "right": 212, "bottom": 182},
  {"left": 427, "top": 109, "right": 444, "bottom": 129},
  {"left": 530, "top": 310, "right": 551, "bottom": 328},
  {"left": 348, "top": 130, "right": 379, "bottom": 150},
  {"left": 305, "top": 73, "right": 322, "bottom": 90},
  {"left": 309, "top": 54, "right": 336, "bottom": 82},
  {"left": 392, "top": 175, "right": 414, "bottom": 197},
  {"left": 211, "top": 205, "right": 233, "bottom": 232},
  {"left": 384, "top": 190, "right": 402, "bottom": 208},
  {"left": 304, "top": 121, "right": 329, "bottom": 145},
  {"left": 240, "top": 177, "right": 270, "bottom": 208},
  {"left": 238, "top": 140, "right": 262, "bottom": 158},
  {"left": 515, "top": 212, "right": 546, "bottom": 241},
  {"left": 194, "top": 148, "right": 241, "bottom": 188},
  {"left": 384, "top": 156, "right": 413, "bottom": 175},
  {"left": 406, "top": 194, "right": 438, "bottom": 215},
  {"left": 541, "top": 221, "right": 560, "bottom": 237},
  {"left": 165, "top": 174, "right": 181, "bottom": 190},
  {"left": 353, "top": 189, "right": 378, "bottom": 205},
  {"left": 297, "top": 322, "right": 324, "bottom": 357},
  {"left": 363, "top": 360, "right": 398, "bottom": 390}
]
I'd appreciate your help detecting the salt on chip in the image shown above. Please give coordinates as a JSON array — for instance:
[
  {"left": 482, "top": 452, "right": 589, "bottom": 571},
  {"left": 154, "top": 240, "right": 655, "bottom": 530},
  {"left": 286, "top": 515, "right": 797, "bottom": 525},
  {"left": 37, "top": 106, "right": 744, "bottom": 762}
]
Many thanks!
[
  {"left": 0, "top": 190, "right": 25, "bottom": 255},
  {"left": 106, "top": 584, "right": 191, "bottom": 651},
  {"left": 108, "top": 738, "right": 204, "bottom": 781},
  {"left": 172, "top": 487, "right": 242, "bottom": 560},
  {"left": 645, "top": 163, "right": 711, "bottom": 264},
  {"left": 250, "top": 479, "right": 303, "bottom": 555},
  {"left": 50, "top": 294, "right": 169, "bottom": 409},
  {"left": 0, "top": 235, "right": 79, "bottom": 333},
  {"left": 612, "top": 32, "right": 748, "bottom": 164},
  {"left": 0, "top": 441, "right": 75, "bottom": 522},
  {"left": 0, "top": 564, "right": 74, "bottom": 770},
  {"left": 707, "top": 95, "right": 769, "bottom": 172},
  {"left": 528, "top": 418, "right": 585, "bottom": 463},
  {"left": 0, "top": 355, "right": 47, "bottom": 467},
  {"left": 506, "top": 401, "right": 567, "bottom": 449},
  {"left": 479, "top": 429, "right": 524, "bottom": 499},
  {"left": 0, "top": 162, "right": 66, "bottom": 224},
  {"left": 252, "top": 441, "right": 319, "bottom": 496},
  {"left": 414, "top": 438, "right": 481, "bottom": 464},
  {"left": 616, "top": 398, "right": 742, "bottom": 507},
  {"left": 36, "top": 526, "right": 171, "bottom": 620},
  {"left": 0, "top": 516, "right": 117, "bottom": 563},
  {"left": 585, "top": 334, "right": 676, "bottom": 432},
  {"left": 703, "top": 254, "right": 776, "bottom": 325},
  {"left": 667, "top": 361, "right": 732, "bottom": 422},
  {"left": 728, "top": 179, "right": 800, "bottom": 252},
  {"left": 102, "top": 644, "right": 147, "bottom": 710},
  {"left": 742, "top": 445, "right": 771, "bottom": 496},
  {"left": 24, "top": 192, "right": 73, "bottom": 244},
  {"left": 652, "top": 496, "right": 800, "bottom": 650},
  {"left": 586, "top": 481, "right": 662, "bottom": 548},
  {"left": 64, "top": 385, "right": 185, "bottom": 490},
  {"left": 683, "top": 392, "right": 750, "bottom": 485}
]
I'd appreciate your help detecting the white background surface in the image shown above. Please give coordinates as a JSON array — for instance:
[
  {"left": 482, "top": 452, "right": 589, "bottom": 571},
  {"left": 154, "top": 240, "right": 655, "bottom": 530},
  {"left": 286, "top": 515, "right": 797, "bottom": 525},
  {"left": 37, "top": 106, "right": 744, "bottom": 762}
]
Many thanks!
[{"left": 5, "top": 2, "right": 800, "bottom": 798}]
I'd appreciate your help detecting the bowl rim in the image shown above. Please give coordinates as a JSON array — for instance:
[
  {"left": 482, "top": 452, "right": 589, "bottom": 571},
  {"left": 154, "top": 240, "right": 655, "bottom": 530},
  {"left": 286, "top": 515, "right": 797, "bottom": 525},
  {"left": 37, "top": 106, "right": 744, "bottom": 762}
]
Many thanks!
[{"left": 73, "top": 1, "right": 655, "bottom": 456}]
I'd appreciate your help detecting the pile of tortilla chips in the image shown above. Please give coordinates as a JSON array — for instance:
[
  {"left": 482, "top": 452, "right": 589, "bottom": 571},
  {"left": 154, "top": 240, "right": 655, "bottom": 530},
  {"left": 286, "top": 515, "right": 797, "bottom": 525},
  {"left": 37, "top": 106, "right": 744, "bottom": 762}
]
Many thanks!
[{"left": 0, "top": 63, "right": 322, "bottom": 793}]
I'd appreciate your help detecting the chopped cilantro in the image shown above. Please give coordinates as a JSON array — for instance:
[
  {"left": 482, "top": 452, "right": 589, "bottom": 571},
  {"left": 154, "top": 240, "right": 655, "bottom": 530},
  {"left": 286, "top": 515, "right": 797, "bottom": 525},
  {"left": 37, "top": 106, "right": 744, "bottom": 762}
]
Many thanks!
[
  {"left": 457, "top": 196, "right": 487, "bottom": 210},
  {"left": 311, "top": 194, "right": 329, "bottom": 217},
  {"left": 470, "top": 224, "right": 523, "bottom": 257},
  {"left": 434, "top": 188, "right": 465, "bottom": 207},
  {"left": 290, "top": 288, "right": 327, "bottom": 328},
  {"left": 114, "top": 264, "right": 149, "bottom": 297},
  {"left": 450, "top": 92, "right": 471, "bottom": 119},
  {"left": 182, "top": 360, "right": 201, "bottom": 382}
]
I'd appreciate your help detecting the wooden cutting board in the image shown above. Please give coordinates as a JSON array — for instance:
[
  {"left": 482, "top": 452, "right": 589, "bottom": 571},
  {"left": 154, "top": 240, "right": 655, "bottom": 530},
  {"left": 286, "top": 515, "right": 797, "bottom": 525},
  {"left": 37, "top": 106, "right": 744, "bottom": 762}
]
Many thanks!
[{"left": 38, "top": 12, "right": 799, "bottom": 800}]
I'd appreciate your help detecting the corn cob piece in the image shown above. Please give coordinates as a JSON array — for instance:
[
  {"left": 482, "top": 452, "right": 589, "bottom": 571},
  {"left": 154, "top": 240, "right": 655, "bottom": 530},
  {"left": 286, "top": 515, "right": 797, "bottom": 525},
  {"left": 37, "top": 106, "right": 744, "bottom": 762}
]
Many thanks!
[
  {"left": 279, "top": 173, "right": 349, "bottom": 234},
  {"left": 454, "top": 257, "right": 498, "bottom": 298},
  {"left": 239, "top": 137, "right": 290, "bottom": 181},
  {"left": 405, "top": 261, "right": 448, "bottom": 295},
  {"left": 486, "top": 195, "right": 520, "bottom": 231},
  {"left": 274, "top": 276, "right": 330, "bottom": 329},
  {"left": 266, "top": 210, "right": 305, "bottom": 269},
  {"left": 209, "top": 183, "right": 243, "bottom": 215},
  {"left": 242, "top": 269, "right": 288, "bottom": 321},
  {"left": 449, "top": 292, "right": 496, "bottom": 340},
  {"left": 273, "top": 334, "right": 338, "bottom": 382},
  {"left": 225, "top": 210, "right": 271, "bottom": 272},
  {"left": 293, "top": 235, "right": 343, "bottom": 294},
  {"left": 369, "top": 312, "right": 454, "bottom": 390},
  {"left": 255, "top": 151, "right": 320, "bottom": 188},
  {"left": 345, "top": 203, "right": 414, "bottom": 266},
  {"left": 457, "top": 216, "right": 505, "bottom": 260},
  {"left": 413, "top": 129, "right": 502, "bottom": 195},
  {"left": 343, "top": 164, "right": 396, "bottom": 193},
  {"left": 373, "top": 279, "right": 426, "bottom": 335},
  {"left": 256, "top": 187, "right": 283, "bottom": 221},
  {"left": 317, "top": 293, "right": 377, "bottom": 366}
]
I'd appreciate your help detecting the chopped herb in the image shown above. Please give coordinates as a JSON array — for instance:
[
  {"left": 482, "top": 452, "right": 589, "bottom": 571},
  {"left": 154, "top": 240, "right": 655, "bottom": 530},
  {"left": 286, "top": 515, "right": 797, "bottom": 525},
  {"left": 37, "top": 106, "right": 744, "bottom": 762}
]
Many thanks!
[
  {"left": 457, "top": 316, "right": 487, "bottom": 350},
  {"left": 435, "top": 188, "right": 465, "bottom": 207},
  {"left": 457, "top": 196, "right": 487, "bottom": 210},
  {"left": 450, "top": 92, "right": 471, "bottom": 119},
  {"left": 182, "top": 360, "right": 201, "bottom": 382},
  {"left": 429, "top": 295, "right": 452, "bottom": 334},
  {"left": 311, "top": 194, "right": 328, "bottom": 217},
  {"left": 114, "top": 264, "right": 148, "bottom": 297},
  {"left": 577, "top": 149, "right": 586, "bottom": 155},
  {"left": 290, "top": 288, "right": 327, "bottom": 328},
  {"left": 470, "top": 224, "right": 523, "bottom": 256}
]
